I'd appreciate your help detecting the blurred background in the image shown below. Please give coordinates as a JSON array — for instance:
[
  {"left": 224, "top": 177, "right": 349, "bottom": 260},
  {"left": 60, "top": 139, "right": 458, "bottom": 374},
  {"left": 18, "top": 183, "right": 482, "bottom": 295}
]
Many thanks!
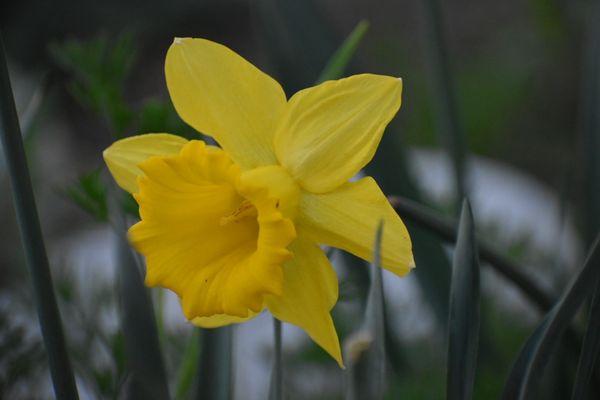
[{"left": 0, "top": 0, "right": 598, "bottom": 398}]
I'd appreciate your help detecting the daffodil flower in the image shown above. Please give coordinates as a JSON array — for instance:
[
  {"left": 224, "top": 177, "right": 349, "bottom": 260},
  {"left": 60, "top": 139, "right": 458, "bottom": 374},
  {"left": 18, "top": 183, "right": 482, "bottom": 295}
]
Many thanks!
[{"left": 103, "top": 38, "right": 413, "bottom": 366}]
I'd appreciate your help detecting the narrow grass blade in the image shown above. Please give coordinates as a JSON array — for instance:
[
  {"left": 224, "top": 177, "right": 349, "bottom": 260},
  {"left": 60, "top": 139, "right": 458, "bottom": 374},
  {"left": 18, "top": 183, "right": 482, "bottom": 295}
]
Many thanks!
[
  {"left": 388, "top": 196, "right": 554, "bottom": 313},
  {"left": 0, "top": 32, "right": 79, "bottom": 399},
  {"left": 175, "top": 330, "right": 201, "bottom": 400},
  {"left": 345, "top": 222, "right": 386, "bottom": 400},
  {"left": 268, "top": 319, "right": 283, "bottom": 400},
  {"left": 195, "top": 327, "right": 233, "bottom": 400},
  {"left": 421, "top": 0, "right": 468, "bottom": 206},
  {"left": 447, "top": 199, "right": 480, "bottom": 400},
  {"left": 571, "top": 280, "right": 600, "bottom": 400},
  {"left": 317, "top": 20, "right": 369, "bottom": 83},
  {"left": 115, "top": 225, "right": 170, "bottom": 399},
  {"left": 501, "top": 235, "right": 600, "bottom": 400}
]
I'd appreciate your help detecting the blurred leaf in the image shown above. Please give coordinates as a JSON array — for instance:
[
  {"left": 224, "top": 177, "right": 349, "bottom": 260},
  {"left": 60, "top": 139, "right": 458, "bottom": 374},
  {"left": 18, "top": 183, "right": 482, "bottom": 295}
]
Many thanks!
[
  {"left": 115, "top": 219, "right": 170, "bottom": 400},
  {"left": 138, "top": 99, "right": 198, "bottom": 140},
  {"left": 502, "top": 236, "right": 600, "bottom": 400},
  {"left": 528, "top": 0, "right": 568, "bottom": 43},
  {"left": 317, "top": 20, "right": 369, "bottom": 83},
  {"left": 420, "top": 0, "right": 467, "bottom": 205},
  {"left": 111, "top": 331, "right": 126, "bottom": 382},
  {"left": 174, "top": 330, "right": 200, "bottom": 400},
  {"left": 571, "top": 281, "right": 600, "bottom": 400},
  {"left": 64, "top": 169, "right": 108, "bottom": 222},
  {"left": 255, "top": 0, "right": 337, "bottom": 93},
  {"left": 122, "top": 193, "right": 140, "bottom": 219},
  {"left": 195, "top": 327, "right": 233, "bottom": 400},
  {"left": 447, "top": 199, "right": 480, "bottom": 400},
  {"left": 49, "top": 32, "right": 135, "bottom": 135},
  {"left": 0, "top": 311, "right": 45, "bottom": 397},
  {"left": 345, "top": 222, "right": 386, "bottom": 400},
  {"left": 580, "top": 2, "right": 600, "bottom": 248}
]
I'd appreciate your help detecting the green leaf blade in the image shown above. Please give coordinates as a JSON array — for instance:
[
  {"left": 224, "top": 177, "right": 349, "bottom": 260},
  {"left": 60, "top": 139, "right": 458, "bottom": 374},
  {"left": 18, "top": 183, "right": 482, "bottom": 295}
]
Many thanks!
[
  {"left": 317, "top": 20, "right": 370, "bottom": 83},
  {"left": 446, "top": 199, "right": 480, "bottom": 400},
  {"left": 502, "top": 235, "right": 600, "bottom": 400},
  {"left": 345, "top": 221, "right": 386, "bottom": 400},
  {"left": 571, "top": 281, "right": 600, "bottom": 400}
]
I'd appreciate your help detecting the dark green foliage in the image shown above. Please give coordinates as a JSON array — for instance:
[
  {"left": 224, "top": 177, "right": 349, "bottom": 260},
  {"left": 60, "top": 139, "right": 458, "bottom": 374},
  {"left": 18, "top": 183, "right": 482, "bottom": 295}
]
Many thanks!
[
  {"left": 0, "top": 311, "right": 45, "bottom": 397},
  {"left": 420, "top": 0, "right": 467, "bottom": 206},
  {"left": 64, "top": 169, "right": 108, "bottom": 222},
  {"left": 49, "top": 32, "right": 135, "bottom": 135},
  {"left": 580, "top": 2, "right": 600, "bottom": 249},
  {"left": 502, "top": 236, "right": 600, "bottom": 400},
  {"left": 447, "top": 200, "right": 480, "bottom": 400},
  {"left": 137, "top": 99, "right": 198, "bottom": 140},
  {"left": 572, "top": 281, "right": 600, "bottom": 400}
]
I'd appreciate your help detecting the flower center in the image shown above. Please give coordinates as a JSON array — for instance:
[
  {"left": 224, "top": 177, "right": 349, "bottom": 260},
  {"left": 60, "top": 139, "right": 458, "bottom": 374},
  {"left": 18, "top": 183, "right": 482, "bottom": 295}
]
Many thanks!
[
  {"left": 129, "top": 140, "right": 298, "bottom": 320},
  {"left": 220, "top": 199, "right": 258, "bottom": 226}
]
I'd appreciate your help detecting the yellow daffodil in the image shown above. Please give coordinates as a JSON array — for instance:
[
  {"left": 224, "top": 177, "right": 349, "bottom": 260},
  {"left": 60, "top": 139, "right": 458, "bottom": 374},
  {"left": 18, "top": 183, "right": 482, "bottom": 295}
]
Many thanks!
[{"left": 103, "top": 37, "right": 413, "bottom": 367}]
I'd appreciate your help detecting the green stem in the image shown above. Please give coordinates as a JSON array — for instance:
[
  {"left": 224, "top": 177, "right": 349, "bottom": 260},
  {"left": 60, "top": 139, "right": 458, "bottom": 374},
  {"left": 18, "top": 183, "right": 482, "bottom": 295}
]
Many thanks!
[
  {"left": 196, "top": 327, "right": 233, "bottom": 400},
  {"left": 270, "top": 318, "right": 283, "bottom": 400},
  {"left": 0, "top": 32, "right": 78, "bottom": 399}
]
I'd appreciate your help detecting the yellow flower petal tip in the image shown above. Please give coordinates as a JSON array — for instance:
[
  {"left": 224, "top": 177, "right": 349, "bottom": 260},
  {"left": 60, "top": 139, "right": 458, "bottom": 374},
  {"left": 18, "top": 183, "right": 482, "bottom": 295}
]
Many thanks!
[{"left": 102, "top": 37, "right": 414, "bottom": 367}]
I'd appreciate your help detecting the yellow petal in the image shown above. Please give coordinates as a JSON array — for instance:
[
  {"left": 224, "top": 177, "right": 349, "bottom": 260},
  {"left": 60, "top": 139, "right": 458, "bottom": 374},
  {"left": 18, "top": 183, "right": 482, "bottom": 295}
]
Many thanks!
[
  {"left": 298, "top": 177, "right": 413, "bottom": 276},
  {"left": 192, "top": 310, "right": 260, "bottom": 328},
  {"left": 129, "top": 141, "right": 296, "bottom": 319},
  {"left": 265, "top": 236, "right": 343, "bottom": 367},
  {"left": 165, "top": 38, "right": 286, "bottom": 169},
  {"left": 103, "top": 133, "right": 188, "bottom": 194},
  {"left": 274, "top": 74, "right": 402, "bottom": 193}
]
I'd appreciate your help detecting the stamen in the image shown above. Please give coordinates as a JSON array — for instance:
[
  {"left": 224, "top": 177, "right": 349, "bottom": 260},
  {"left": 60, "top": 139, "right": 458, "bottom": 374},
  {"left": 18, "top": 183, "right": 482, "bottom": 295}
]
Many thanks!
[{"left": 220, "top": 199, "right": 258, "bottom": 226}]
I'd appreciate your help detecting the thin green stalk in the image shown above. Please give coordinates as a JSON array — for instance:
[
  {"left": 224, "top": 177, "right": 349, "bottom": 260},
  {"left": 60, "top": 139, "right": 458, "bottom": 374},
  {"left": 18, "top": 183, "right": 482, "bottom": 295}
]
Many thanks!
[
  {"left": 0, "top": 32, "right": 79, "bottom": 399},
  {"left": 175, "top": 330, "right": 201, "bottom": 400},
  {"left": 421, "top": 0, "right": 468, "bottom": 208},
  {"left": 195, "top": 327, "right": 233, "bottom": 400},
  {"left": 317, "top": 20, "right": 370, "bottom": 83},
  {"left": 269, "top": 318, "right": 283, "bottom": 400}
]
